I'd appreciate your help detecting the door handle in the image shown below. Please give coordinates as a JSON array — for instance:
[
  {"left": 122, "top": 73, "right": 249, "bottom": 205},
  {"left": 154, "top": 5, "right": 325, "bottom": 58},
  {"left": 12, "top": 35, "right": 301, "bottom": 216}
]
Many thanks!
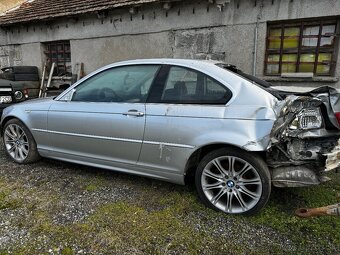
[{"left": 123, "top": 110, "right": 145, "bottom": 117}]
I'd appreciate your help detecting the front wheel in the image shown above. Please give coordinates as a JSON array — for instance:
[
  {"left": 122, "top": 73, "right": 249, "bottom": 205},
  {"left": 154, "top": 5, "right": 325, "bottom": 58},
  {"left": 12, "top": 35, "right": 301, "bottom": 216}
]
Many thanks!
[
  {"left": 3, "top": 119, "right": 40, "bottom": 164},
  {"left": 195, "top": 148, "right": 271, "bottom": 215}
]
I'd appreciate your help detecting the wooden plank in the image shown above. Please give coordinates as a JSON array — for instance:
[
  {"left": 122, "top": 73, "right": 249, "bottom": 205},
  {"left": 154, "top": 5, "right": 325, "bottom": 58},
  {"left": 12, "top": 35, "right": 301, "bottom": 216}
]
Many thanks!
[
  {"left": 77, "top": 63, "right": 83, "bottom": 81},
  {"left": 39, "top": 62, "right": 47, "bottom": 98},
  {"left": 44, "top": 62, "right": 55, "bottom": 97},
  {"left": 51, "top": 76, "right": 72, "bottom": 80}
]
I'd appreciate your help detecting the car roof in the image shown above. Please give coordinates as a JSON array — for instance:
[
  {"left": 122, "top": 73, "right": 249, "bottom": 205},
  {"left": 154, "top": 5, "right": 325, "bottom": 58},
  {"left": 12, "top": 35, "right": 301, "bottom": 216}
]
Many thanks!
[
  {"left": 57, "top": 58, "right": 278, "bottom": 107},
  {"left": 110, "top": 58, "right": 222, "bottom": 68}
]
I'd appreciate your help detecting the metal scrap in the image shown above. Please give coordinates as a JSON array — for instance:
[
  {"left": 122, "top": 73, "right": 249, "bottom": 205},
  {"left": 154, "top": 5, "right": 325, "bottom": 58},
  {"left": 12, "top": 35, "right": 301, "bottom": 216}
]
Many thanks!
[
  {"left": 272, "top": 166, "right": 322, "bottom": 187},
  {"left": 325, "top": 138, "right": 340, "bottom": 172},
  {"left": 295, "top": 203, "right": 340, "bottom": 218}
]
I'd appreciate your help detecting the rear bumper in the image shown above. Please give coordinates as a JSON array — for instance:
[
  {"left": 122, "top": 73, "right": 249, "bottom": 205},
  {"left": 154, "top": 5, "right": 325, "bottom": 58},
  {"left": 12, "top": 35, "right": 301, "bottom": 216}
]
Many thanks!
[{"left": 271, "top": 136, "right": 340, "bottom": 188}]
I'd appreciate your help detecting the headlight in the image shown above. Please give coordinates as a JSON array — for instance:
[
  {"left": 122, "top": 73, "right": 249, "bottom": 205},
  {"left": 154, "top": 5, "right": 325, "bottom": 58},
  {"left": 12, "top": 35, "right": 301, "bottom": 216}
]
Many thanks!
[
  {"left": 0, "top": 96, "right": 12, "bottom": 104},
  {"left": 289, "top": 108, "right": 323, "bottom": 130},
  {"left": 14, "top": 90, "right": 23, "bottom": 100}
]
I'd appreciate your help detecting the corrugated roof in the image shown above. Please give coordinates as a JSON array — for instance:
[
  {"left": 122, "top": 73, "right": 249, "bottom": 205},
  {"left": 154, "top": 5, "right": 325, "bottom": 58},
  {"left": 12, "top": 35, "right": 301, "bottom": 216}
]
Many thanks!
[{"left": 0, "top": 0, "right": 164, "bottom": 26}]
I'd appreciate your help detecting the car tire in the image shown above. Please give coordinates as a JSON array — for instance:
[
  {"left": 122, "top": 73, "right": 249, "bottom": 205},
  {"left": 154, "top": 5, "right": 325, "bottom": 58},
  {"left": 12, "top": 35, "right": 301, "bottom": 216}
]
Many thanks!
[
  {"left": 14, "top": 73, "right": 39, "bottom": 81},
  {"left": 0, "top": 72, "right": 15, "bottom": 81},
  {"left": 195, "top": 147, "right": 271, "bottom": 215},
  {"left": 3, "top": 119, "right": 40, "bottom": 164},
  {"left": 11, "top": 66, "right": 39, "bottom": 74}
]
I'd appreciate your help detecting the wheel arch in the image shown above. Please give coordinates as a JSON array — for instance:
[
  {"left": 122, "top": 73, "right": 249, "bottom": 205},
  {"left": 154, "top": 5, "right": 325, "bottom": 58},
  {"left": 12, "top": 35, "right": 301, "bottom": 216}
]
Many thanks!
[
  {"left": 184, "top": 143, "right": 266, "bottom": 185},
  {"left": 1, "top": 116, "right": 18, "bottom": 136},
  {"left": 1, "top": 115, "right": 41, "bottom": 163}
]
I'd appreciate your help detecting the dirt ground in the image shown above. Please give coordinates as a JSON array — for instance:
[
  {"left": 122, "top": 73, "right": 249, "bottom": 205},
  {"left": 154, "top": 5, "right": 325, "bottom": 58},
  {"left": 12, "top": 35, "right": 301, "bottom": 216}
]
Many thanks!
[{"left": 0, "top": 141, "right": 339, "bottom": 255}]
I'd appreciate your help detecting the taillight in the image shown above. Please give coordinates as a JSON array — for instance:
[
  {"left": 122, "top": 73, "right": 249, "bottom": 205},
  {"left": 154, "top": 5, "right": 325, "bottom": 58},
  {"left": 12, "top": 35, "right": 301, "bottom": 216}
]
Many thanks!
[
  {"left": 335, "top": 112, "right": 340, "bottom": 126},
  {"left": 23, "top": 89, "right": 29, "bottom": 98}
]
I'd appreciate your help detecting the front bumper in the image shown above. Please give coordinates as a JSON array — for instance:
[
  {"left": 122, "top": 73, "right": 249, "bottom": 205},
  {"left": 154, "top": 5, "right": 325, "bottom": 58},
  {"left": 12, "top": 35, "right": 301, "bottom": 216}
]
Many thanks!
[{"left": 0, "top": 103, "right": 11, "bottom": 117}]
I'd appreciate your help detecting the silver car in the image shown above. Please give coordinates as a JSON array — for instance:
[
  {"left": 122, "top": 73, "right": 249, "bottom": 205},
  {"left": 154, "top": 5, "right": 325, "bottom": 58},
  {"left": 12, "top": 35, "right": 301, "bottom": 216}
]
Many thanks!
[{"left": 1, "top": 59, "right": 339, "bottom": 215}]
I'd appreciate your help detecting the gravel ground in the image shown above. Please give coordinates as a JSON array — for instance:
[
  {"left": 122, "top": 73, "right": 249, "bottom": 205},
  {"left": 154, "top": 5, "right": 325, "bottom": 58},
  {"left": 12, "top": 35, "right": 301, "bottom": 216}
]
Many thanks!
[{"left": 0, "top": 140, "right": 339, "bottom": 255}]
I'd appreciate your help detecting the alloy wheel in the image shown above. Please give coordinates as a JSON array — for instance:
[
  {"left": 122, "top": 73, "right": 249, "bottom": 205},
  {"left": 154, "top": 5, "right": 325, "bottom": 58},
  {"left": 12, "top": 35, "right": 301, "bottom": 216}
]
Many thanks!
[
  {"left": 4, "top": 124, "right": 30, "bottom": 162},
  {"left": 201, "top": 156, "right": 263, "bottom": 214}
]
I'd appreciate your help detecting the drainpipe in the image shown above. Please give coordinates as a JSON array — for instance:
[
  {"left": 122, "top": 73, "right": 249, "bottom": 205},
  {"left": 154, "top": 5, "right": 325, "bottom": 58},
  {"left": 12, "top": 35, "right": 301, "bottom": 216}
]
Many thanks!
[
  {"left": 252, "top": 1, "right": 264, "bottom": 76},
  {"left": 252, "top": 22, "right": 258, "bottom": 76}
]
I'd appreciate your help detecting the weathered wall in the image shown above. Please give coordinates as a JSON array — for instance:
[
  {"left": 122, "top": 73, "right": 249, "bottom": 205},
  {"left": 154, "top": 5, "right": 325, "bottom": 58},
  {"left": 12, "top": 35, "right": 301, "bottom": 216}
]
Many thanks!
[
  {"left": 0, "top": 44, "right": 22, "bottom": 68},
  {"left": 21, "top": 43, "right": 44, "bottom": 74},
  {"left": 0, "top": 0, "right": 340, "bottom": 89},
  {"left": 71, "top": 32, "right": 173, "bottom": 74}
]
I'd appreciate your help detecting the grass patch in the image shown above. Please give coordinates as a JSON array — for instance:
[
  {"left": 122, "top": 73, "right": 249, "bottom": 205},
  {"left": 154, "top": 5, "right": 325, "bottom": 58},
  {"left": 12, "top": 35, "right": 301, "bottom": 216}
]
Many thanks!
[
  {"left": 249, "top": 175, "right": 340, "bottom": 251},
  {"left": 85, "top": 201, "right": 242, "bottom": 254},
  {"left": 82, "top": 174, "right": 109, "bottom": 192},
  {"left": 84, "top": 184, "right": 99, "bottom": 192},
  {"left": 0, "top": 179, "right": 22, "bottom": 210},
  {"left": 0, "top": 191, "right": 20, "bottom": 210}
]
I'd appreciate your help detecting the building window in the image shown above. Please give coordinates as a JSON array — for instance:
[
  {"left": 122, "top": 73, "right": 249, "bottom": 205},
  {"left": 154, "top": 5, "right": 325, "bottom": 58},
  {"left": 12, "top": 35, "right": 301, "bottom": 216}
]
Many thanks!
[
  {"left": 265, "top": 19, "right": 338, "bottom": 76},
  {"left": 44, "top": 41, "right": 71, "bottom": 76}
]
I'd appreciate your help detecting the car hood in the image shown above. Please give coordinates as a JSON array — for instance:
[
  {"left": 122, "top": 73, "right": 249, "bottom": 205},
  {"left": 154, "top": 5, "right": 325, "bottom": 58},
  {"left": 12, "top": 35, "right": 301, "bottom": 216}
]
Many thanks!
[{"left": 1, "top": 97, "right": 54, "bottom": 124}]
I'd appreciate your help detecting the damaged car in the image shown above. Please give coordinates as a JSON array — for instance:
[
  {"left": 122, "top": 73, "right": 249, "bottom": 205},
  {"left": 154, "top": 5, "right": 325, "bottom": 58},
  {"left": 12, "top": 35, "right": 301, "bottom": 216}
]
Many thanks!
[{"left": 1, "top": 59, "right": 339, "bottom": 215}]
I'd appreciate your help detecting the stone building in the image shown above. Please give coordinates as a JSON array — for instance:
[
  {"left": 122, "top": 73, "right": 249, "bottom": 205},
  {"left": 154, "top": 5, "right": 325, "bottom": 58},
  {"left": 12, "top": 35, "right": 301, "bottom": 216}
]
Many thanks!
[{"left": 0, "top": 0, "right": 339, "bottom": 90}]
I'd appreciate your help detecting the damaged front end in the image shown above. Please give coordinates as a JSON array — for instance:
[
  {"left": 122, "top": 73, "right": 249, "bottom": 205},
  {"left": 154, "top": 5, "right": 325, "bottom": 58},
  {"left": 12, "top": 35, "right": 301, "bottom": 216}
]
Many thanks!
[{"left": 267, "top": 86, "right": 340, "bottom": 187}]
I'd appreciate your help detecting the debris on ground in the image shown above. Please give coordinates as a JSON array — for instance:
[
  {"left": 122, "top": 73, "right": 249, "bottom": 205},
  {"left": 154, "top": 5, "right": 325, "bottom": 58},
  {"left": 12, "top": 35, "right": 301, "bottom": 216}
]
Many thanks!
[{"left": 295, "top": 203, "right": 340, "bottom": 218}]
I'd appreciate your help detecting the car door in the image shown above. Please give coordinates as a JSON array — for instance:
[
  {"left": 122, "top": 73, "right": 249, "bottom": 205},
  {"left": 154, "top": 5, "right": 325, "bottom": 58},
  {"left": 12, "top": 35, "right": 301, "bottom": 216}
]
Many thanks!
[
  {"left": 47, "top": 64, "right": 160, "bottom": 166},
  {"left": 138, "top": 65, "right": 232, "bottom": 175}
]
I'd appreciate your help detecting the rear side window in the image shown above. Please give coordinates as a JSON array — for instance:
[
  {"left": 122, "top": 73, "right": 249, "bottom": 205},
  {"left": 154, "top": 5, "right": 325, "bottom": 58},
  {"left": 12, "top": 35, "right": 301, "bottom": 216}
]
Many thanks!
[{"left": 160, "top": 66, "right": 231, "bottom": 104}]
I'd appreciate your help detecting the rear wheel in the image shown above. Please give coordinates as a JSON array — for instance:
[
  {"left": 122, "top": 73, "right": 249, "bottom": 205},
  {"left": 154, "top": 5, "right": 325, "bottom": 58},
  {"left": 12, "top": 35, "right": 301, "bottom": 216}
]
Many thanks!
[
  {"left": 195, "top": 148, "right": 271, "bottom": 215},
  {"left": 3, "top": 119, "right": 40, "bottom": 164}
]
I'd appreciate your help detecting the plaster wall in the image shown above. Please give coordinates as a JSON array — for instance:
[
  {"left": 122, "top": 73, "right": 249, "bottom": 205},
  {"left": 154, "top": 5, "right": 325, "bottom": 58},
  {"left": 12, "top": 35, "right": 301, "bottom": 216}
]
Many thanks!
[{"left": 0, "top": 0, "right": 339, "bottom": 89}]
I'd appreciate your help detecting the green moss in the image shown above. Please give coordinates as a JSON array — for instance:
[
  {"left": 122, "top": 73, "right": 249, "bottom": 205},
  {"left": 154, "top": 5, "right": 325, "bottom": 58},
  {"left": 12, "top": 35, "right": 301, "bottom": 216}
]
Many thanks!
[
  {"left": 84, "top": 184, "right": 99, "bottom": 192},
  {"left": 61, "top": 247, "right": 75, "bottom": 255},
  {"left": 82, "top": 175, "right": 109, "bottom": 192},
  {"left": 158, "top": 191, "right": 204, "bottom": 213},
  {"left": 87, "top": 201, "right": 240, "bottom": 254},
  {"left": 0, "top": 190, "right": 21, "bottom": 210}
]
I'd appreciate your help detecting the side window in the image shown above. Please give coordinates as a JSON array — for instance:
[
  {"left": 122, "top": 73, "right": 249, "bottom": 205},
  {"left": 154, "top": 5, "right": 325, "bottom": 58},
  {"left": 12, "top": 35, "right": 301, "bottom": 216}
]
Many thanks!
[
  {"left": 72, "top": 65, "right": 160, "bottom": 102},
  {"left": 161, "top": 66, "right": 231, "bottom": 104}
]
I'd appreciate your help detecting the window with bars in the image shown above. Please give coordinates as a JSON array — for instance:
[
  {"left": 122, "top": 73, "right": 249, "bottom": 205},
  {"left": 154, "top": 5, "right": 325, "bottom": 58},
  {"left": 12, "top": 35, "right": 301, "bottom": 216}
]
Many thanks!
[
  {"left": 265, "top": 20, "right": 338, "bottom": 76},
  {"left": 44, "top": 41, "right": 71, "bottom": 76}
]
